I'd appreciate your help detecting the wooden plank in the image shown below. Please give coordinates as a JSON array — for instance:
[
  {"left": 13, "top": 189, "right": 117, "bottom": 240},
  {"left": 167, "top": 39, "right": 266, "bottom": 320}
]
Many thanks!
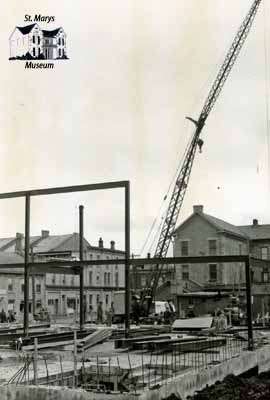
[{"left": 172, "top": 317, "right": 213, "bottom": 331}]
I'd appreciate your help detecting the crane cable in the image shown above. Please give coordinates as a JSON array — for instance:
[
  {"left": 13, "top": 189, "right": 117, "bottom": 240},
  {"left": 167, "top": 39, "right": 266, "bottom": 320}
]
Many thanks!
[{"left": 140, "top": 129, "right": 193, "bottom": 256}]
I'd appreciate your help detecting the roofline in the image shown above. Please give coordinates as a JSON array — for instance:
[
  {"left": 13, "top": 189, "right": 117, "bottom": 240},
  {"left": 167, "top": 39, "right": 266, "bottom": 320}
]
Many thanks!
[{"left": 175, "top": 212, "right": 247, "bottom": 240}]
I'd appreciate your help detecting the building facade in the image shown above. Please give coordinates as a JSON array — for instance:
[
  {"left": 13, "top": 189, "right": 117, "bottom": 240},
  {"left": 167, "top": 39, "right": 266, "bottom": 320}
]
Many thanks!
[
  {"left": 0, "top": 252, "right": 46, "bottom": 318},
  {"left": 0, "top": 231, "right": 125, "bottom": 320},
  {"left": 173, "top": 205, "right": 270, "bottom": 317},
  {"left": 9, "top": 23, "right": 67, "bottom": 59}
]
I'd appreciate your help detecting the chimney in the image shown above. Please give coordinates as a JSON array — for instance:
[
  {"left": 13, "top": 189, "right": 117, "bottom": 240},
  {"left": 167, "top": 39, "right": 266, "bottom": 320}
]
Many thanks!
[
  {"left": 41, "top": 230, "right": 50, "bottom": 238},
  {"left": 253, "top": 219, "right": 258, "bottom": 226},
  {"left": 15, "top": 232, "right": 24, "bottom": 253},
  {"left": 98, "top": 237, "right": 103, "bottom": 249},
  {"left": 110, "top": 240, "right": 115, "bottom": 251},
  {"left": 193, "top": 205, "right": 204, "bottom": 214}
]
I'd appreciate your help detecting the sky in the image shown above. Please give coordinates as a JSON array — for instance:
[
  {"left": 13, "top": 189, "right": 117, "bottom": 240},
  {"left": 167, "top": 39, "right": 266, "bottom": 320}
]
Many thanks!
[{"left": 0, "top": 1, "right": 270, "bottom": 256}]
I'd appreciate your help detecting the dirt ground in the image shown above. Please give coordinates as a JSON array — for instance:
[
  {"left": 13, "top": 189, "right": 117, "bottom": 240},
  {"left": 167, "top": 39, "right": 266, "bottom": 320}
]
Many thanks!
[{"left": 190, "top": 373, "right": 270, "bottom": 400}]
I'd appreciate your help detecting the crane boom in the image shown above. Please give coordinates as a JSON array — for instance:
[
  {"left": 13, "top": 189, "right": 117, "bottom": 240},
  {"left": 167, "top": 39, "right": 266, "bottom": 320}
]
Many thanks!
[{"left": 142, "top": 0, "right": 262, "bottom": 311}]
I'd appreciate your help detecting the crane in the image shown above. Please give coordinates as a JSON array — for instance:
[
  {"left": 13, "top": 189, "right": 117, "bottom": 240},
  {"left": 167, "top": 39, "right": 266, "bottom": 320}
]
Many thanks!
[{"left": 140, "top": 0, "right": 262, "bottom": 313}]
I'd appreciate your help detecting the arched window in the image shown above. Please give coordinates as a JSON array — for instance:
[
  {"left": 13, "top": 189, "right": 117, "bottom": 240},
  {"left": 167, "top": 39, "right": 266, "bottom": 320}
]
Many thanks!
[
  {"left": 62, "top": 38, "right": 65, "bottom": 45},
  {"left": 58, "top": 38, "right": 61, "bottom": 45},
  {"left": 33, "top": 36, "right": 35, "bottom": 44}
]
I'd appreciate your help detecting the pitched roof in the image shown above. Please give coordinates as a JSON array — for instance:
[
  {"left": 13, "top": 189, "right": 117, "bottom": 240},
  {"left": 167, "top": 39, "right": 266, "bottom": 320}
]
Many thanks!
[
  {"left": 203, "top": 213, "right": 247, "bottom": 239},
  {"left": 238, "top": 224, "right": 270, "bottom": 240},
  {"left": 0, "top": 252, "right": 24, "bottom": 274},
  {"left": 17, "top": 24, "right": 37, "bottom": 35},
  {"left": 175, "top": 210, "right": 247, "bottom": 239},
  {"left": 42, "top": 28, "right": 61, "bottom": 38},
  {"left": 33, "top": 234, "right": 77, "bottom": 253}
]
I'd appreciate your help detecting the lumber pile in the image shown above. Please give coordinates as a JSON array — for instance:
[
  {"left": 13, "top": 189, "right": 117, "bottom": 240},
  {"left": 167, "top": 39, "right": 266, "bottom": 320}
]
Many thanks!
[{"left": 77, "top": 328, "right": 112, "bottom": 352}]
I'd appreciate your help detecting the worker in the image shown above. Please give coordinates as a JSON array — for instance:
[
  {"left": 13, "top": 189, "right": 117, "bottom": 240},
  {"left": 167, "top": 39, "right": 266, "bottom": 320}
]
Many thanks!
[
  {"left": 132, "top": 298, "right": 141, "bottom": 325},
  {"left": 97, "top": 301, "right": 103, "bottom": 325},
  {"left": 89, "top": 305, "right": 93, "bottom": 323},
  {"left": 106, "top": 303, "right": 114, "bottom": 326},
  {"left": 164, "top": 305, "right": 172, "bottom": 325},
  {"left": 214, "top": 310, "right": 227, "bottom": 332}
]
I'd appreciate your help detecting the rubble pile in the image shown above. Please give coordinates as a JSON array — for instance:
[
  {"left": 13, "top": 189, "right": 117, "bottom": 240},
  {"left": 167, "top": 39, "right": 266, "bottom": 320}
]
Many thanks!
[{"left": 192, "top": 373, "right": 270, "bottom": 400}]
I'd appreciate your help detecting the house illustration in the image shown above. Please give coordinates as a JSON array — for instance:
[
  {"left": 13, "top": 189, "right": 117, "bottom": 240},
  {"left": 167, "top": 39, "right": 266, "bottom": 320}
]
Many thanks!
[{"left": 9, "top": 23, "right": 67, "bottom": 60}]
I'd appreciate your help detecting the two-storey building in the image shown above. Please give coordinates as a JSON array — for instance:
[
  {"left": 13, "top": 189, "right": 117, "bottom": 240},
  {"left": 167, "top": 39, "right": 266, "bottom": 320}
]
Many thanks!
[{"left": 173, "top": 205, "right": 270, "bottom": 317}]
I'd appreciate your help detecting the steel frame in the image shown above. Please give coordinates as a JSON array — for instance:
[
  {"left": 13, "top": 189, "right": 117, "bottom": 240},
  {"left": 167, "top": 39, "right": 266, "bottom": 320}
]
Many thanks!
[
  {"left": 1, "top": 248, "right": 257, "bottom": 349},
  {"left": 0, "top": 181, "right": 130, "bottom": 336}
]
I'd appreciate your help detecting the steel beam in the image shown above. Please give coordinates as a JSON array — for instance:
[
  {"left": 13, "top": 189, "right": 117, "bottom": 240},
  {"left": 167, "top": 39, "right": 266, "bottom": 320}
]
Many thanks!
[
  {"left": 124, "top": 182, "right": 130, "bottom": 335},
  {"left": 0, "top": 181, "right": 128, "bottom": 199},
  {"left": 245, "top": 256, "right": 253, "bottom": 350},
  {"left": 24, "top": 194, "right": 30, "bottom": 336},
  {"left": 79, "top": 205, "right": 84, "bottom": 330}
]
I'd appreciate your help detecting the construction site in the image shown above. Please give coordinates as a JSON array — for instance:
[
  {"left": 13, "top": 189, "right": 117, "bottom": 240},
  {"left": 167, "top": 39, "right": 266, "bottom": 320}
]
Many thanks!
[{"left": 3, "top": 0, "right": 270, "bottom": 399}]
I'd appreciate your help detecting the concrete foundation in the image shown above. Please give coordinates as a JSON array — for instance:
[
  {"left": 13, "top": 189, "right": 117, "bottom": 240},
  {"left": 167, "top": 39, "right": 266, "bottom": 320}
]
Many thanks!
[
  {"left": 2, "top": 345, "right": 270, "bottom": 400},
  {"left": 0, "top": 385, "right": 135, "bottom": 400}
]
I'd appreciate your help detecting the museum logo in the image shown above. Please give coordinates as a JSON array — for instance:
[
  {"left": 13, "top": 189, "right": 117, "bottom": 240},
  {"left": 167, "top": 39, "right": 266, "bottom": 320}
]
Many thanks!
[{"left": 9, "top": 15, "right": 68, "bottom": 69}]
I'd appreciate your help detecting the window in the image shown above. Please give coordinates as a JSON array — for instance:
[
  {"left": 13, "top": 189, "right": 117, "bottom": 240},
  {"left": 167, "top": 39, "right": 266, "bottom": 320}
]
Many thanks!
[
  {"left": 209, "top": 264, "right": 217, "bottom": 281},
  {"left": 208, "top": 240, "right": 217, "bottom": 256},
  {"left": 108, "top": 273, "right": 111, "bottom": 285},
  {"left": 62, "top": 274, "right": 66, "bottom": 285},
  {"left": 96, "top": 294, "right": 100, "bottom": 304},
  {"left": 181, "top": 241, "right": 189, "bottom": 256},
  {"left": 36, "top": 284, "right": 41, "bottom": 293},
  {"left": 33, "top": 36, "right": 35, "bottom": 43},
  {"left": 33, "top": 48, "right": 36, "bottom": 57},
  {"left": 89, "top": 271, "right": 93, "bottom": 285},
  {"left": 182, "top": 265, "right": 189, "bottom": 280},
  {"left": 21, "top": 284, "right": 25, "bottom": 293},
  {"left": 8, "top": 279, "right": 13, "bottom": 291},
  {"left": 96, "top": 275, "right": 100, "bottom": 284},
  {"left": 89, "top": 294, "right": 93, "bottom": 305},
  {"left": 141, "top": 275, "right": 147, "bottom": 286},
  {"left": 106, "top": 295, "right": 109, "bottom": 305},
  {"left": 52, "top": 274, "right": 56, "bottom": 284},
  {"left": 115, "top": 272, "right": 119, "bottom": 287},
  {"left": 104, "top": 272, "right": 107, "bottom": 286},
  {"left": 38, "top": 36, "right": 40, "bottom": 45},
  {"left": 263, "top": 271, "right": 269, "bottom": 282},
  {"left": 8, "top": 300, "right": 14, "bottom": 311},
  {"left": 62, "top": 38, "right": 65, "bottom": 45},
  {"left": 48, "top": 299, "right": 54, "bottom": 305},
  {"left": 58, "top": 38, "right": 61, "bottom": 45},
  {"left": 59, "top": 49, "right": 61, "bottom": 57},
  {"left": 71, "top": 276, "right": 75, "bottom": 286},
  {"left": 261, "top": 247, "right": 268, "bottom": 260}
]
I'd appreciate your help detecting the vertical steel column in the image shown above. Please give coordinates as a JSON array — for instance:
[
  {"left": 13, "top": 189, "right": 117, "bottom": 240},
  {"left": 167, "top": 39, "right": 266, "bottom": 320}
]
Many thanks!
[
  {"left": 79, "top": 205, "right": 84, "bottom": 330},
  {"left": 24, "top": 194, "right": 30, "bottom": 336},
  {"left": 245, "top": 256, "right": 253, "bottom": 350},
  {"left": 124, "top": 182, "right": 130, "bottom": 336},
  {"left": 31, "top": 247, "right": 36, "bottom": 317}
]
